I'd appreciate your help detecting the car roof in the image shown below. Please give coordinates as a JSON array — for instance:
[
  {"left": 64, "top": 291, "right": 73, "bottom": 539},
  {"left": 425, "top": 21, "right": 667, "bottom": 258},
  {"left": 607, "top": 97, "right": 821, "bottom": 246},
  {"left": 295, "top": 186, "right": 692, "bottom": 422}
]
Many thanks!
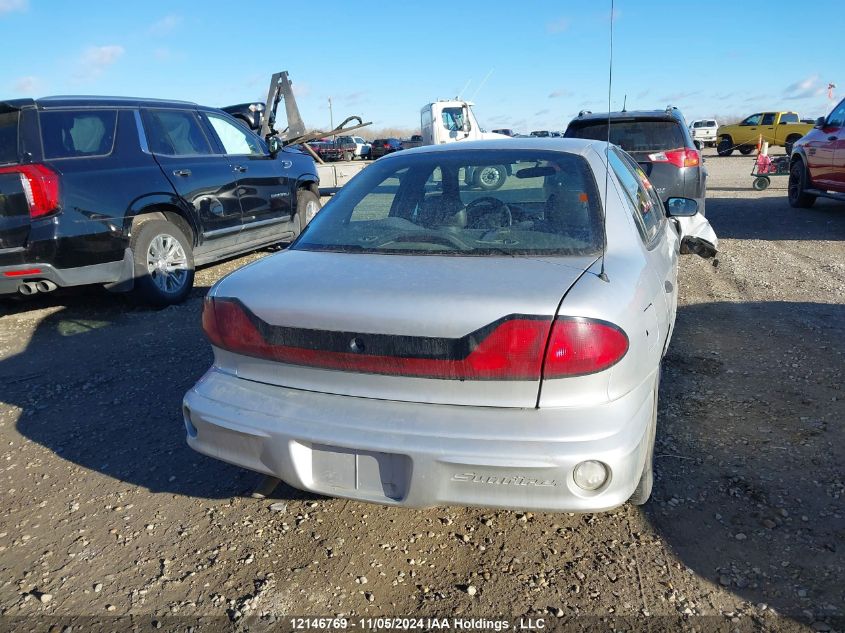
[
  {"left": 392, "top": 137, "right": 606, "bottom": 158},
  {"left": 571, "top": 108, "right": 685, "bottom": 124},
  {"left": 28, "top": 95, "right": 203, "bottom": 110}
]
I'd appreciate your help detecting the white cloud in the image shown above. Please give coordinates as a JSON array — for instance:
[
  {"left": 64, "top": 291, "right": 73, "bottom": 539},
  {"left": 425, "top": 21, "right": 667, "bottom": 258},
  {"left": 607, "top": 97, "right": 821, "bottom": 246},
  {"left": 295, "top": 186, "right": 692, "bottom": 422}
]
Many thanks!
[
  {"left": 148, "top": 14, "right": 181, "bottom": 36},
  {"left": 75, "top": 45, "right": 125, "bottom": 82},
  {"left": 548, "top": 89, "right": 573, "bottom": 99},
  {"left": 12, "top": 75, "right": 40, "bottom": 93},
  {"left": 546, "top": 18, "right": 570, "bottom": 34},
  {"left": 784, "top": 74, "right": 825, "bottom": 100},
  {"left": 0, "top": 0, "right": 27, "bottom": 16}
]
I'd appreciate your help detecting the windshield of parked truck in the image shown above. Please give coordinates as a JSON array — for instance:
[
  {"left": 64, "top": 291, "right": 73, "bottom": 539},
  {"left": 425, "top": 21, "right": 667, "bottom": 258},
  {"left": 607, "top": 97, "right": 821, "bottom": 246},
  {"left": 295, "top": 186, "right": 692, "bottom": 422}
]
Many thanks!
[
  {"left": 441, "top": 107, "right": 465, "bottom": 132},
  {"left": 566, "top": 120, "right": 685, "bottom": 152},
  {"left": 293, "top": 149, "right": 603, "bottom": 257}
]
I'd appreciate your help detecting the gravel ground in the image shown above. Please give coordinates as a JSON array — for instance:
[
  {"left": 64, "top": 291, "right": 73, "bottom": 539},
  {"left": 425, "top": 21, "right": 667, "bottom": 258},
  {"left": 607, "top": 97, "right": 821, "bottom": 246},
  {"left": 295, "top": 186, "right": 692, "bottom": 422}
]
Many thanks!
[{"left": 0, "top": 149, "right": 842, "bottom": 632}]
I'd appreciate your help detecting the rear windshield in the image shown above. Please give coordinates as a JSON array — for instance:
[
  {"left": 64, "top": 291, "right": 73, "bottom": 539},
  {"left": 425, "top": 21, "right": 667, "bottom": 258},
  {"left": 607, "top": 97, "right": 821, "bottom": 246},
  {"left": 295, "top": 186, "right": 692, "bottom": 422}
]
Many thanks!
[
  {"left": 40, "top": 110, "right": 118, "bottom": 159},
  {"left": 0, "top": 110, "right": 19, "bottom": 164},
  {"left": 567, "top": 120, "right": 685, "bottom": 152},
  {"left": 293, "top": 149, "right": 603, "bottom": 257},
  {"left": 693, "top": 120, "right": 716, "bottom": 128}
]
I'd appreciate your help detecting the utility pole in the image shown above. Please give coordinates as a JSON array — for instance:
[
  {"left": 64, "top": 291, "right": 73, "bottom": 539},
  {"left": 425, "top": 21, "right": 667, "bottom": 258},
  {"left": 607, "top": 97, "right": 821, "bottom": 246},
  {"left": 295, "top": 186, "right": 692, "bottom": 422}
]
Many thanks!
[{"left": 328, "top": 97, "right": 334, "bottom": 140}]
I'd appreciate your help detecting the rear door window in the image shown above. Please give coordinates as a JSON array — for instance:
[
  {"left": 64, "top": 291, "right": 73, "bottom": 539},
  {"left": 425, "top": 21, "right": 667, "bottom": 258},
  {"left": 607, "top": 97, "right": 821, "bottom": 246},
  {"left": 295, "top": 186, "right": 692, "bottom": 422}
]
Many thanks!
[
  {"left": 0, "top": 110, "right": 19, "bottom": 164},
  {"left": 205, "top": 113, "right": 265, "bottom": 156},
  {"left": 780, "top": 113, "right": 799, "bottom": 124},
  {"left": 40, "top": 110, "right": 117, "bottom": 159},
  {"left": 567, "top": 120, "right": 685, "bottom": 152},
  {"left": 608, "top": 148, "right": 662, "bottom": 244},
  {"left": 143, "top": 109, "right": 213, "bottom": 156}
]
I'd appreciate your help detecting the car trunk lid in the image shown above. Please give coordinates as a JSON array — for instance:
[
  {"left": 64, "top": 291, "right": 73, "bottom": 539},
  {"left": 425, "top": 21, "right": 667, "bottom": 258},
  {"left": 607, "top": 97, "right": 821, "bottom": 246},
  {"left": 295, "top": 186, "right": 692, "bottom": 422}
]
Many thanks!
[{"left": 209, "top": 249, "right": 597, "bottom": 407}]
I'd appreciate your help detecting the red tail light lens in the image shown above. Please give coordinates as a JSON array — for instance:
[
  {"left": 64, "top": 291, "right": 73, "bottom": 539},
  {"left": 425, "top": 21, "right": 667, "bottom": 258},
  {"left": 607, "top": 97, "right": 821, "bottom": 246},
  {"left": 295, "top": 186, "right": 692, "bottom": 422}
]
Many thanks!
[
  {"left": 203, "top": 298, "right": 552, "bottom": 380},
  {"left": 647, "top": 148, "right": 700, "bottom": 168},
  {"left": 0, "top": 164, "right": 61, "bottom": 218},
  {"left": 542, "top": 318, "right": 628, "bottom": 378},
  {"left": 203, "top": 300, "right": 628, "bottom": 380}
]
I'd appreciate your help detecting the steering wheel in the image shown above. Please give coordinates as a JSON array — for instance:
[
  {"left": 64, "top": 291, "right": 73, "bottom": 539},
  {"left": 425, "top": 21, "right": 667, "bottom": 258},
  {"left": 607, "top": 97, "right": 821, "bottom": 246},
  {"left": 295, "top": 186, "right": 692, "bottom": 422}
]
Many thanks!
[{"left": 466, "top": 197, "right": 512, "bottom": 229}]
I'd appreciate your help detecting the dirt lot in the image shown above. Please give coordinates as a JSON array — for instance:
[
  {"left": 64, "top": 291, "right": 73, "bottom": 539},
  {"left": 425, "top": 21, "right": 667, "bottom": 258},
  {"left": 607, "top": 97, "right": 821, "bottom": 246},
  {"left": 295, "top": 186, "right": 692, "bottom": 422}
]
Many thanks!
[{"left": 0, "top": 149, "right": 842, "bottom": 632}]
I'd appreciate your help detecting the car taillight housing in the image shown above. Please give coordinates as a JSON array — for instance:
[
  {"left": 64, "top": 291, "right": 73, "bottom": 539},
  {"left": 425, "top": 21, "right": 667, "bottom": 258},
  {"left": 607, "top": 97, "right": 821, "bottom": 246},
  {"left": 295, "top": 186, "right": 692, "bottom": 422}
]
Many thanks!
[
  {"left": 203, "top": 299, "right": 628, "bottom": 380},
  {"left": 541, "top": 317, "right": 629, "bottom": 378},
  {"left": 0, "top": 164, "right": 60, "bottom": 219},
  {"left": 202, "top": 297, "right": 555, "bottom": 380},
  {"left": 647, "top": 147, "right": 700, "bottom": 168}
]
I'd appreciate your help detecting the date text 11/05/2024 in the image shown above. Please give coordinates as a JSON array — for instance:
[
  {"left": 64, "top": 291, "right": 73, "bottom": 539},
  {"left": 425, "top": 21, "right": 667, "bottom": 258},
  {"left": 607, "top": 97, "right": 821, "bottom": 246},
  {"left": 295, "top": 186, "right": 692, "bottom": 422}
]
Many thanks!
[{"left": 289, "top": 617, "right": 547, "bottom": 631}]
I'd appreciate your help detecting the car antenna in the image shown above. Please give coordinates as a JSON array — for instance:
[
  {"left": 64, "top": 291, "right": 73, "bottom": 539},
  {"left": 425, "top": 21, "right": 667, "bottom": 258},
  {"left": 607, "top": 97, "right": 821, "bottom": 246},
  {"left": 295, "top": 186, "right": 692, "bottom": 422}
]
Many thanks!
[{"left": 598, "top": 0, "right": 614, "bottom": 283}]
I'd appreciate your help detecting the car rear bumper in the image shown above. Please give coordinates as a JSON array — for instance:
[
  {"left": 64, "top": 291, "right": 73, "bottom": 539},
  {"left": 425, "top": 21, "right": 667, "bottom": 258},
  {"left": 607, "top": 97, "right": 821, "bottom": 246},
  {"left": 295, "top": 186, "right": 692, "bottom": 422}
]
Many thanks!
[
  {"left": 0, "top": 250, "right": 130, "bottom": 295},
  {"left": 182, "top": 368, "right": 656, "bottom": 512}
]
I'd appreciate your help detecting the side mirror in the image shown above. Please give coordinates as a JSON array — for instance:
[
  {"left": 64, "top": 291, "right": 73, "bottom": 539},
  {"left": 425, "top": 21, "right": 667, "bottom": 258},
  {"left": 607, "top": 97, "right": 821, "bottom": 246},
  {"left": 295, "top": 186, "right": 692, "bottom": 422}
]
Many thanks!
[
  {"left": 664, "top": 197, "right": 698, "bottom": 217},
  {"left": 462, "top": 107, "right": 471, "bottom": 134},
  {"left": 815, "top": 116, "right": 826, "bottom": 128},
  {"left": 267, "top": 136, "right": 283, "bottom": 156}
]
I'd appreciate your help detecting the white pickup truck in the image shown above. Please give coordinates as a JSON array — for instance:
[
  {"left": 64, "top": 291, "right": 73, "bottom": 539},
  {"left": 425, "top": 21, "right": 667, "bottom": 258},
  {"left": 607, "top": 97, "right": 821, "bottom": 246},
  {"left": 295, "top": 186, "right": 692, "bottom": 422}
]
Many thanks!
[{"left": 689, "top": 119, "right": 718, "bottom": 149}]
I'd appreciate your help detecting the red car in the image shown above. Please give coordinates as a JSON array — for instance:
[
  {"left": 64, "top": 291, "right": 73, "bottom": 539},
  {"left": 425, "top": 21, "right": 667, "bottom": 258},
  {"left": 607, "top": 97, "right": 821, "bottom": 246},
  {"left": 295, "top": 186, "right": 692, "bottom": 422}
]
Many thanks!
[{"left": 789, "top": 98, "right": 845, "bottom": 207}]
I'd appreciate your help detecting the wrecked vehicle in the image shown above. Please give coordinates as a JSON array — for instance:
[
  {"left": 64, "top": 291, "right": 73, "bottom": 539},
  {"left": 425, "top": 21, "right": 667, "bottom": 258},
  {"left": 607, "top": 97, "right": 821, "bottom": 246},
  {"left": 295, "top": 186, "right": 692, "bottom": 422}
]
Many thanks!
[{"left": 183, "top": 138, "right": 717, "bottom": 512}]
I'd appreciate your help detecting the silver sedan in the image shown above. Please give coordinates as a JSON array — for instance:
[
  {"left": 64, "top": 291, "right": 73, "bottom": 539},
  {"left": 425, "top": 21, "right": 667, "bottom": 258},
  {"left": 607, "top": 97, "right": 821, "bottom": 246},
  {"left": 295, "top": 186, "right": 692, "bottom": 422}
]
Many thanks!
[{"left": 183, "top": 138, "right": 717, "bottom": 512}]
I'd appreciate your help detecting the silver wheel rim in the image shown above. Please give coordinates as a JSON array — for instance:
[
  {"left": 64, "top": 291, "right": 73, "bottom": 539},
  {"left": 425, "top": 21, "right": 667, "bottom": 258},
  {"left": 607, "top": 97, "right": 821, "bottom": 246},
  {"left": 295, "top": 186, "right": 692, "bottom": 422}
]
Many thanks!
[
  {"left": 480, "top": 167, "right": 501, "bottom": 186},
  {"left": 146, "top": 233, "right": 188, "bottom": 294},
  {"left": 305, "top": 199, "right": 319, "bottom": 222}
]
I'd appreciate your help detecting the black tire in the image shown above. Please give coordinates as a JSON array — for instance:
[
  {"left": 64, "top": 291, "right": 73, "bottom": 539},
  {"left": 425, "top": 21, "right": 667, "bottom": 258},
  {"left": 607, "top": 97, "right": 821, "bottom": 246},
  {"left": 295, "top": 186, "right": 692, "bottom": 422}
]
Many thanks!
[
  {"left": 693, "top": 140, "right": 703, "bottom": 150},
  {"left": 343, "top": 151, "right": 353, "bottom": 161},
  {"left": 295, "top": 189, "right": 321, "bottom": 234},
  {"left": 130, "top": 219, "right": 194, "bottom": 306},
  {"left": 785, "top": 135, "right": 801, "bottom": 156},
  {"left": 629, "top": 374, "right": 659, "bottom": 506},
  {"left": 739, "top": 146, "right": 755, "bottom": 155},
  {"left": 716, "top": 137, "right": 734, "bottom": 156},
  {"left": 753, "top": 176, "right": 770, "bottom": 191},
  {"left": 473, "top": 165, "right": 507, "bottom": 191},
  {"left": 788, "top": 159, "right": 817, "bottom": 208}
]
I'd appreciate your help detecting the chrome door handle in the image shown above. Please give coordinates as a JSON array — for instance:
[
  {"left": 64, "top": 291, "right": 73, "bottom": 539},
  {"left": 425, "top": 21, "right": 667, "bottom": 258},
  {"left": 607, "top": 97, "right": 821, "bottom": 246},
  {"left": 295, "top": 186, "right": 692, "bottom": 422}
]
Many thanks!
[
  {"left": 234, "top": 165, "right": 248, "bottom": 173},
  {"left": 173, "top": 169, "right": 191, "bottom": 177}
]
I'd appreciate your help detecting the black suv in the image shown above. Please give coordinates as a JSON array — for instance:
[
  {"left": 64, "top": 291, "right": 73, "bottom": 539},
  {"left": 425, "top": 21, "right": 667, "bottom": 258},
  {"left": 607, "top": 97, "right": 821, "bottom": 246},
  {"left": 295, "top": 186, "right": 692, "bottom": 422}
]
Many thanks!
[
  {"left": 564, "top": 107, "right": 707, "bottom": 213},
  {"left": 0, "top": 96, "right": 320, "bottom": 305}
]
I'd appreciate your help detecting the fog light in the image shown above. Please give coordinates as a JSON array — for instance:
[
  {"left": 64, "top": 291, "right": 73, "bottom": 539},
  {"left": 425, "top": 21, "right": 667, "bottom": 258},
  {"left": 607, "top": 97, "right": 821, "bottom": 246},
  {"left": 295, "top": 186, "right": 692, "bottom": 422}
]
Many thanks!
[{"left": 573, "top": 460, "right": 609, "bottom": 491}]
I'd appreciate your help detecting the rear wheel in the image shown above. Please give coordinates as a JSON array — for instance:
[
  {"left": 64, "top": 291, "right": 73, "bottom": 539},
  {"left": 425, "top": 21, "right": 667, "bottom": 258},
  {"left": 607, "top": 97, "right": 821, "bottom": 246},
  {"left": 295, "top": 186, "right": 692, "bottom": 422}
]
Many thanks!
[
  {"left": 473, "top": 165, "right": 507, "bottom": 191},
  {"left": 343, "top": 151, "right": 353, "bottom": 161},
  {"left": 130, "top": 219, "right": 194, "bottom": 306},
  {"left": 788, "top": 160, "right": 817, "bottom": 208},
  {"left": 629, "top": 374, "right": 659, "bottom": 506},
  {"left": 752, "top": 176, "right": 770, "bottom": 191},
  {"left": 716, "top": 137, "right": 734, "bottom": 156},
  {"left": 785, "top": 135, "right": 801, "bottom": 156},
  {"left": 295, "top": 189, "right": 321, "bottom": 234}
]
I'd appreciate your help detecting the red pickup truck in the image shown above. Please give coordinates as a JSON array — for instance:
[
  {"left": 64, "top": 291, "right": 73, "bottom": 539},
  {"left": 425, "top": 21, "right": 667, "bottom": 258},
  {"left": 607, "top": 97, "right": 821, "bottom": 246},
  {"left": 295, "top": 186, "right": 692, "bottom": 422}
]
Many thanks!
[{"left": 789, "top": 97, "right": 845, "bottom": 207}]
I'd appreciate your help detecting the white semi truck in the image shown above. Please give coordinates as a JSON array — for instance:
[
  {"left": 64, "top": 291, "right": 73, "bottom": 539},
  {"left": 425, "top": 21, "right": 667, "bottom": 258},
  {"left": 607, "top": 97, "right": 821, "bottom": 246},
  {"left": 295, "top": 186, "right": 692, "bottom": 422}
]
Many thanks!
[{"left": 420, "top": 100, "right": 510, "bottom": 189}]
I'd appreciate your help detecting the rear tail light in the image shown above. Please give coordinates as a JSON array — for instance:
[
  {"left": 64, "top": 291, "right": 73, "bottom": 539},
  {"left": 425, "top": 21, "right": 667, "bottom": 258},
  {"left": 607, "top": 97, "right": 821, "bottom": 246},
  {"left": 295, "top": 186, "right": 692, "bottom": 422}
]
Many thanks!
[
  {"left": 647, "top": 147, "right": 700, "bottom": 168},
  {"left": 202, "top": 297, "right": 550, "bottom": 380},
  {"left": 0, "top": 164, "right": 60, "bottom": 218},
  {"left": 542, "top": 318, "right": 628, "bottom": 378},
  {"left": 202, "top": 299, "right": 628, "bottom": 380}
]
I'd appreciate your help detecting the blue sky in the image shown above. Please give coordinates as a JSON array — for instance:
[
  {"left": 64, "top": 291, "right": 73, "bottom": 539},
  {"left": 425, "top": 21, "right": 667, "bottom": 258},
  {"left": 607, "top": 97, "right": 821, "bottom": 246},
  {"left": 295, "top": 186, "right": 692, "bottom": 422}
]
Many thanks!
[{"left": 1, "top": 0, "right": 839, "bottom": 133}]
